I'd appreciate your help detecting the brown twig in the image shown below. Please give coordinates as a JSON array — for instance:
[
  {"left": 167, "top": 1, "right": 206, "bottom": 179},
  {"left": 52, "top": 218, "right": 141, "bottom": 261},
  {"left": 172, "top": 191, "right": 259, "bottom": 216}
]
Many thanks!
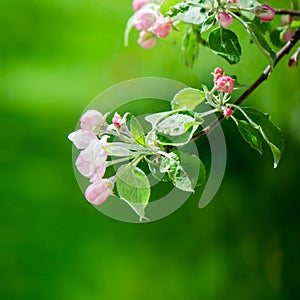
[
  {"left": 191, "top": 29, "right": 300, "bottom": 141},
  {"left": 274, "top": 9, "right": 300, "bottom": 17}
]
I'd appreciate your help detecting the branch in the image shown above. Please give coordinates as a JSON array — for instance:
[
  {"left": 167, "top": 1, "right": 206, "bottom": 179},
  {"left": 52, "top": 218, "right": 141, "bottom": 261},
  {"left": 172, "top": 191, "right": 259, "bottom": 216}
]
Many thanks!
[
  {"left": 274, "top": 9, "right": 300, "bottom": 17},
  {"left": 192, "top": 29, "right": 300, "bottom": 141}
]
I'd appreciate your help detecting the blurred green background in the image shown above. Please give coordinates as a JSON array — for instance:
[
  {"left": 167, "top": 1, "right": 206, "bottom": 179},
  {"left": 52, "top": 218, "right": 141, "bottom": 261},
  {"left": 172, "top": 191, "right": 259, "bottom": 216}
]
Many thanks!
[{"left": 1, "top": 0, "right": 300, "bottom": 299}]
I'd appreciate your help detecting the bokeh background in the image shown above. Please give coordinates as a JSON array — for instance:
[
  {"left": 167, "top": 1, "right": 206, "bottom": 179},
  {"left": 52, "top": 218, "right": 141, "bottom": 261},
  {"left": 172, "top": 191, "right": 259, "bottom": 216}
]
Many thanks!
[{"left": 1, "top": 0, "right": 300, "bottom": 299}]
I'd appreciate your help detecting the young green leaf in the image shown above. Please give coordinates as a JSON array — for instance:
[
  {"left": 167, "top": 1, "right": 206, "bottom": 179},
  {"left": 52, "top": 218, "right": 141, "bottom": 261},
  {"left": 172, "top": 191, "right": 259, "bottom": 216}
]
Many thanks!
[
  {"left": 116, "top": 165, "right": 150, "bottom": 221},
  {"left": 171, "top": 88, "right": 205, "bottom": 110},
  {"left": 239, "top": 0, "right": 262, "bottom": 20},
  {"left": 175, "top": 5, "right": 209, "bottom": 26},
  {"left": 130, "top": 116, "right": 146, "bottom": 146},
  {"left": 181, "top": 29, "right": 199, "bottom": 69},
  {"left": 146, "top": 157, "right": 171, "bottom": 182},
  {"left": 156, "top": 113, "right": 195, "bottom": 136},
  {"left": 168, "top": 164, "right": 194, "bottom": 192},
  {"left": 180, "top": 152, "right": 206, "bottom": 187},
  {"left": 235, "top": 119, "right": 264, "bottom": 154},
  {"left": 245, "top": 22, "right": 276, "bottom": 66},
  {"left": 209, "top": 28, "right": 242, "bottom": 64},
  {"left": 145, "top": 111, "right": 172, "bottom": 127},
  {"left": 242, "top": 108, "right": 284, "bottom": 168},
  {"left": 201, "top": 13, "right": 216, "bottom": 34},
  {"left": 160, "top": 0, "right": 182, "bottom": 15}
]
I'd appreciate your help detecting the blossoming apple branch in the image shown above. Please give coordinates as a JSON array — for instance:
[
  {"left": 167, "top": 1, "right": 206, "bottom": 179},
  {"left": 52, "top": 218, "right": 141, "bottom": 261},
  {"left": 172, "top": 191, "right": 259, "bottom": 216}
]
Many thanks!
[{"left": 68, "top": 0, "right": 300, "bottom": 221}]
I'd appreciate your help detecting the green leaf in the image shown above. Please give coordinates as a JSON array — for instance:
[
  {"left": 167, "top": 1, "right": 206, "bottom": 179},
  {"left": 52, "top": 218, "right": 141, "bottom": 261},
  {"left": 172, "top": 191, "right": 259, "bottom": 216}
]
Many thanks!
[
  {"left": 181, "top": 28, "right": 199, "bottom": 69},
  {"left": 245, "top": 22, "right": 276, "bottom": 65},
  {"left": 156, "top": 114, "right": 195, "bottom": 136},
  {"left": 130, "top": 116, "right": 146, "bottom": 146},
  {"left": 116, "top": 165, "right": 150, "bottom": 221},
  {"left": 171, "top": 88, "right": 205, "bottom": 110},
  {"left": 168, "top": 164, "right": 194, "bottom": 192},
  {"left": 145, "top": 111, "right": 171, "bottom": 127},
  {"left": 160, "top": 0, "right": 182, "bottom": 15},
  {"left": 239, "top": 0, "right": 262, "bottom": 19},
  {"left": 180, "top": 153, "right": 206, "bottom": 187},
  {"left": 146, "top": 157, "right": 171, "bottom": 182},
  {"left": 209, "top": 28, "right": 242, "bottom": 64},
  {"left": 201, "top": 13, "right": 216, "bottom": 34},
  {"left": 269, "top": 29, "right": 285, "bottom": 48},
  {"left": 235, "top": 119, "right": 264, "bottom": 154},
  {"left": 290, "top": 20, "right": 300, "bottom": 30},
  {"left": 174, "top": 5, "right": 209, "bottom": 26},
  {"left": 242, "top": 108, "right": 284, "bottom": 168}
]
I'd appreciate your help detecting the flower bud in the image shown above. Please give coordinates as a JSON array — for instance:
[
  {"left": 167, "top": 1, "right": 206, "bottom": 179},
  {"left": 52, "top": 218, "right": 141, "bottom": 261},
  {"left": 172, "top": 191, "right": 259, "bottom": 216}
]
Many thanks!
[
  {"left": 80, "top": 110, "right": 104, "bottom": 131},
  {"left": 152, "top": 16, "right": 172, "bottom": 38},
  {"left": 216, "top": 76, "right": 235, "bottom": 93},
  {"left": 112, "top": 112, "right": 127, "bottom": 128},
  {"left": 213, "top": 67, "right": 225, "bottom": 82},
  {"left": 138, "top": 31, "right": 157, "bottom": 49},
  {"left": 282, "top": 29, "right": 295, "bottom": 42},
  {"left": 223, "top": 107, "right": 233, "bottom": 117},
  {"left": 132, "top": 0, "right": 149, "bottom": 12},
  {"left": 68, "top": 129, "right": 97, "bottom": 149},
  {"left": 85, "top": 179, "right": 113, "bottom": 206},
  {"left": 254, "top": 5, "right": 275, "bottom": 23},
  {"left": 133, "top": 9, "right": 157, "bottom": 31},
  {"left": 216, "top": 12, "right": 233, "bottom": 28},
  {"left": 288, "top": 47, "right": 300, "bottom": 67},
  {"left": 228, "top": 0, "right": 237, "bottom": 3}
]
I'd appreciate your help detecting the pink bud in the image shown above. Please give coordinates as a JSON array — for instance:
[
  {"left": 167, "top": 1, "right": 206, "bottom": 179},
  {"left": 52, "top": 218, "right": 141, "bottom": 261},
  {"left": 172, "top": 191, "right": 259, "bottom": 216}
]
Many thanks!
[
  {"left": 68, "top": 129, "right": 97, "bottom": 149},
  {"left": 216, "top": 76, "right": 235, "bottom": 93},
  {"left": 132, "top": 0, "right": 149, "bottom": 12},
  {"left": 216, "top": 12, "right": 233, "bottom": 28},
  {"left": 138, "top": 31, "right": 157, "bottom": 49},
  {"left": 228, "top": 0, "right": 237, "bottom": 3},
  {"left": 213, "top": 67, "right": 225, "bottom": 82},
  {"left": 80, "top": 110, "right": 104, "bottom": 131},
  {"left": 223, "top": 107, "right": 233, "bottom": 117},
  {"left": 254, "top": 5, "right": 275, "bottom": 23},
  {"left": 152, "top": 16, "right": 172, "bottom": 38},
  {"left": 288, "top": 47, "right": 300, "bottom": 67},
  {"left": 133, "top": 9, "right": 157, "bottom": 31},
  {"left": 112, "top": 112, "right": 127, "bottom": 128},
  {"left": 85, "top": 179, "right": 113, "bottom": 206},
  {"left": 283, "top": 29, "right": 295, "bottom": 42}
]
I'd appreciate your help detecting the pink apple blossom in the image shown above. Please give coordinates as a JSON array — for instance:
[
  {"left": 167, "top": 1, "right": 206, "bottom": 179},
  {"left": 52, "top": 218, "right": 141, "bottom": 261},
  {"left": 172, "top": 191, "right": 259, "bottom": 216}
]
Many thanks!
[
  {"left": 213, "top": 67, "right": 225, "bottom": 82},
  {"left": 80, "top": 110, "right": 104, "bottom": 131},
  {"left": 152, "top": 16, "right": 172, "bottom": 38},
  {"left": 75, "top": 137, "right": 108, "bottom": 178},
  {"left": 133, "top": 9, "right": 157, "bottom": 31},
  {"left": 216, "top": 76, "right": 235, "bottom": 93},
  {"left": 228, "top": 0, "right": 237, "bottom": 3},
  {"left": 254, "top": 5, "right": 275, "bottom": 23},
  {"left": 68, "top": 129, "right": 97, "bottom": 149},
  {"left": 132, "top": 0, "right": 149, "bottom": 12},
  {"left": 216, "top": 12, "right": 233, "bottom": 28},
  {"left": 138, "top": 31, "right": 157, "bottom": 49},
  {"left": 85, "top": 179, "right": 113, "bottom": 206},
  {"left": 223, "top": 107, "right": 233, "bottom": 117}
]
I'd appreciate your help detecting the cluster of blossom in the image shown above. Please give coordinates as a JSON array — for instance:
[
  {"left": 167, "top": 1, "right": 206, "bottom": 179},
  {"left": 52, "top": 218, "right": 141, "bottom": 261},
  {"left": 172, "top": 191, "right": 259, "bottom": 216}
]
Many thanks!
[
  {"left": 132, "top": 0, "right": 172, "bottom": 49},
  {"left": 68, "top": 110, "right": 127, "bottom": 206},
  {"left": 212, "top": 67, "right": 235, "bottom": 117},
  {"left": 216, "top": 1, "right": 275, "bottom": 29}
]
